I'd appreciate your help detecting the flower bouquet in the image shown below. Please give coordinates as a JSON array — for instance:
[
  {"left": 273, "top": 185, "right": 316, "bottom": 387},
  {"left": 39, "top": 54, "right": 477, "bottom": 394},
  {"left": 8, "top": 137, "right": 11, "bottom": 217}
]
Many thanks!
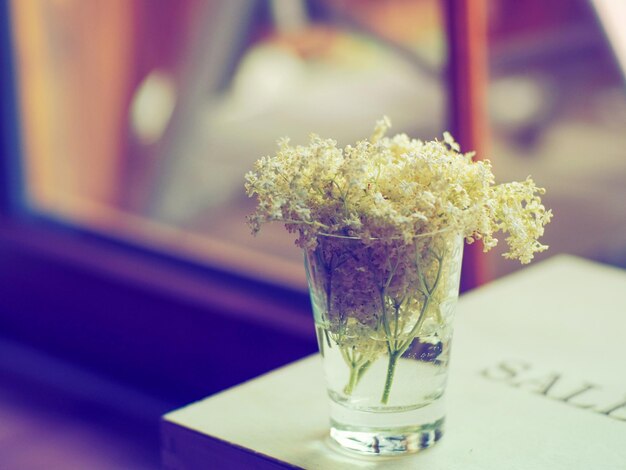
[{"left": 245, "top": 118, "right": 551, "bottom": 455}]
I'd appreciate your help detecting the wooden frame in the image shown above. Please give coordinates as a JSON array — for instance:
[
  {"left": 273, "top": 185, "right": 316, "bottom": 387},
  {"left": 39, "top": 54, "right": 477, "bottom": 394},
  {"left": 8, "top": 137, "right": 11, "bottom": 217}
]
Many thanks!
[{"left": 444, "top": 0, "right": 490, "bottom": 291}]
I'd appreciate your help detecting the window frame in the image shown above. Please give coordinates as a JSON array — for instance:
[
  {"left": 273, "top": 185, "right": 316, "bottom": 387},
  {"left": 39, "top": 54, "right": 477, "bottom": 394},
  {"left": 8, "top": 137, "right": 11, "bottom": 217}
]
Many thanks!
[
  {"left": 0, "top": 0, "right": 488, "bottom": 402},
  {"left": 0, "top": 1, "right": 316, "bottom": 404}
]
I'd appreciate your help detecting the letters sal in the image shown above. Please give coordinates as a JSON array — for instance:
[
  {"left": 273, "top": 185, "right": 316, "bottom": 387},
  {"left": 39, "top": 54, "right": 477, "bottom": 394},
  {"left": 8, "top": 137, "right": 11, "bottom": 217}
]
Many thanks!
[{"left": 481, "top": 359, "right": 625, "bottom": 422}]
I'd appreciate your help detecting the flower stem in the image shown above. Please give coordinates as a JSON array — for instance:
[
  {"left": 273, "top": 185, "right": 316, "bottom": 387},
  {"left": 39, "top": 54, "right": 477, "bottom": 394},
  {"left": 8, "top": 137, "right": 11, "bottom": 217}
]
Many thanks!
[
  {"left": 379, "top": 251, "right": 444, "bottom": 404},
  {"left": 381, "top": 352, "right": 400, "bottom": 404},
  {"left": 343, "top": 358, "right": 373, "bottom": 395},
  {"left": 344, "top": 364, "right": 360, "bottom": 395},
  {"left": 357, "top": 361, "right": 372, "bottom": 382}
]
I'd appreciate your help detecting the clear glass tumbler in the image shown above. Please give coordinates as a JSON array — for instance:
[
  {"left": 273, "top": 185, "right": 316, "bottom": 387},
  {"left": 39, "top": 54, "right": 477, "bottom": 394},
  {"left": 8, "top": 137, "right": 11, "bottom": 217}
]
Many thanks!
[{"left": 304, "top": 230, "right": 463, "bottom": 456}]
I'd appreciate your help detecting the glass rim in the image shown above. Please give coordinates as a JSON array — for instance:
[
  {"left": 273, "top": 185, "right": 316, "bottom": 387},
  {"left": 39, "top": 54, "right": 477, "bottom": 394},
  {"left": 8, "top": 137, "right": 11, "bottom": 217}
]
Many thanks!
[{"left": 316, "top": 226, "right": 459, "bottom": 241}]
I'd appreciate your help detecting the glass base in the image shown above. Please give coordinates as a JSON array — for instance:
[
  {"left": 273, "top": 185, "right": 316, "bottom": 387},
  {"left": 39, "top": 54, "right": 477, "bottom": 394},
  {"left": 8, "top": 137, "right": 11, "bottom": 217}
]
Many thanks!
[
  {"left": 328, "top": 399, "right": 445, "bottom": 456},
  {"left": 330, "top": 418, "right": 444, "bottom": 456}
]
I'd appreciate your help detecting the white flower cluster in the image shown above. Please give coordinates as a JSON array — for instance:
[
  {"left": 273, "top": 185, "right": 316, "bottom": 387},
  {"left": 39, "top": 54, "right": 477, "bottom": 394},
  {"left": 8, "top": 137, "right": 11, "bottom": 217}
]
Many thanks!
[{"left": 245, "top": 117, "right": 552, "bottom": 263}]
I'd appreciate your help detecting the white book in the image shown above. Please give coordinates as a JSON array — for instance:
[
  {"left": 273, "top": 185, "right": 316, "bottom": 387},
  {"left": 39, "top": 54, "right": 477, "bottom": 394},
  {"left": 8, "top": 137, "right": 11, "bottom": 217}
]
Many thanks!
[{"left": 163, "top": 255, "right": 626, "bottom": 469}]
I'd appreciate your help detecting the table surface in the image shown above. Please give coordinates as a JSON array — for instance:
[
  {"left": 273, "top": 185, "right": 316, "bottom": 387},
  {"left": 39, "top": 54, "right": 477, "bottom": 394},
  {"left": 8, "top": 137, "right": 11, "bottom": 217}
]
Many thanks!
[{"left": 162, "top": 255, "right": 626, "bottom": 469}]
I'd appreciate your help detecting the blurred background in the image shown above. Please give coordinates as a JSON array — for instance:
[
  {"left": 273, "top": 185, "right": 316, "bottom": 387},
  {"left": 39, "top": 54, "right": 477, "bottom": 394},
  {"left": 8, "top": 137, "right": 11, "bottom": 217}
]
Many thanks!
[{"left": 1, "top": 0, "right": 625, "bottom": 468}]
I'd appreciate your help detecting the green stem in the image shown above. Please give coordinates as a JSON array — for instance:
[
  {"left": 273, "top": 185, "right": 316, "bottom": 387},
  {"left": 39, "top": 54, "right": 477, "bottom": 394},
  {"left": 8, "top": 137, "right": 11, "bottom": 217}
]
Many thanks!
[
  {"left": 322, "top": 255, "right": 334, "bottom": 350},
  {"left": 379, "top": 250, "right": 445, "bottom": 403},
  {"left": 397, "top": 294, "right": 432, "bottom": 354},
  {"left": 324, "top": 329, "right": 332, "bottom": 349},
  {"left": 343, "top": 357, "right": 374, "bottom": 396},
  {"left": 344, "top": 363, "right": 360, "bottom": 395},
  {"left": 381, "top": 352, "right": 400, "bottom": 404},
  {"left": 357, "top": 360, "right": 372, "bottom": 382}
]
